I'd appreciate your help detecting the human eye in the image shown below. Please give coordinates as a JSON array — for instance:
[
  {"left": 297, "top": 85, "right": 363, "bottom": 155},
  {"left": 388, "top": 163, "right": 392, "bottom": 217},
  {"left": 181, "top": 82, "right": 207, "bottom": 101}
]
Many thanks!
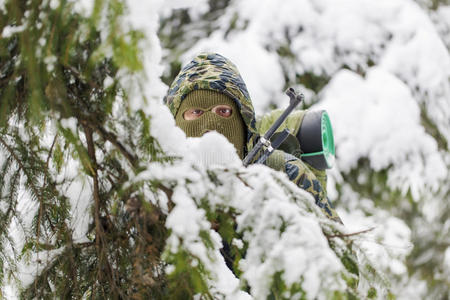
[
  {"left": 184, "top": 108, "right": 204, "bottom": 120},
  {"left": 213, "top": 105, "right": 232, "bottom": 118}
]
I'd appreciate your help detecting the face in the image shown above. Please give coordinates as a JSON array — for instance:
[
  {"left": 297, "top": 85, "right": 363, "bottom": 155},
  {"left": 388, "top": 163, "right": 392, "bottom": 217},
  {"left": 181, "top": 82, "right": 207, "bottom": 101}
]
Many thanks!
[
  {"left": 183, "top": 105, "right": 233, "bottom": 120},
  {"left": 175, "top": 90, "right": 246, "bottom": 158}
]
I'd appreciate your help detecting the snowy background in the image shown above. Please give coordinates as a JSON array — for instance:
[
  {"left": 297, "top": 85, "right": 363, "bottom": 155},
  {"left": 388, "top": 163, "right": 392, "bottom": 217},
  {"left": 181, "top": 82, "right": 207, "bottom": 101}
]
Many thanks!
[
  {"left": 156, "top": 0, "right": 450, "bottom": 297},
  {"left": 1, "top": 0, "right": 449, "bottom": 298}
]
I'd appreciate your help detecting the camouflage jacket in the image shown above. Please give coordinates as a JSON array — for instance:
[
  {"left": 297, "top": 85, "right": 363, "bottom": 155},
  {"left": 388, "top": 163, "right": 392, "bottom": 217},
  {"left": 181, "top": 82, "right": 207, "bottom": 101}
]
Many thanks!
[{"left": 164, "top": 53, "right": 341, "bottom": 222}]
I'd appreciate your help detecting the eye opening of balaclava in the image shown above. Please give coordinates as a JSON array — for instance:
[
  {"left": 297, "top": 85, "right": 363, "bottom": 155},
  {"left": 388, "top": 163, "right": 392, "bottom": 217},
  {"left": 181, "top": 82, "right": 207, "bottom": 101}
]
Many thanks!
[{"left": 175, "top": 89, "right": 246, "bottom": 159}]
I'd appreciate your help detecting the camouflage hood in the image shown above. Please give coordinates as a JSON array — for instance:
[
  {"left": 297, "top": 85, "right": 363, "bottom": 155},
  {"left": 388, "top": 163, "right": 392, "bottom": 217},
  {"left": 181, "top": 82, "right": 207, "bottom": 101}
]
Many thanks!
[{"left": 164, "top": 53, "right": 258, "bottom": 154}]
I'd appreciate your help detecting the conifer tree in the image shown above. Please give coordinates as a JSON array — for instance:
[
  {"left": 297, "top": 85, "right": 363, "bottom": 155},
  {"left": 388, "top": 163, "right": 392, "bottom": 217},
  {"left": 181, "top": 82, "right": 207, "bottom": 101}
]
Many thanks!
[
  {"left": 1, "top": 0, "right": 390, "bottom": 299},
  {"left": 159, "top": 0, "right": 450, "bottom": 298},
  {"left": 0, "top": 0, "right": 169, "bottom": 297}
]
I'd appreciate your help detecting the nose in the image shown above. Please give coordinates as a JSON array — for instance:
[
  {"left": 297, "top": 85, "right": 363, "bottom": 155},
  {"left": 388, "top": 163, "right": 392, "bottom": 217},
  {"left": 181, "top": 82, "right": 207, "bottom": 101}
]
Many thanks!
[{"left": 202, "top": 113, "right": 217, "bottom": 129}]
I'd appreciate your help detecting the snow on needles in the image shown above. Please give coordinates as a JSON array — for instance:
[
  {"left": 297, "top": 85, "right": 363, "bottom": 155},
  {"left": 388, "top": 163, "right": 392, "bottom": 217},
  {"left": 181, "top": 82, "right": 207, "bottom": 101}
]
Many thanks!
[
  {"left": 123, "top": 0, "right": 208, "bottom": 110},
  {"left": 320, "top": 68, "right": 446, "bottom": 199},
  {"left": 135, "top": 129, "right": 347, "bottom": 298},
  {"left": 140, "top": 0, "right": 442, "bottom": 297},
  {"left": 179, "top": 0, "right": 450, "bottom": 200}
]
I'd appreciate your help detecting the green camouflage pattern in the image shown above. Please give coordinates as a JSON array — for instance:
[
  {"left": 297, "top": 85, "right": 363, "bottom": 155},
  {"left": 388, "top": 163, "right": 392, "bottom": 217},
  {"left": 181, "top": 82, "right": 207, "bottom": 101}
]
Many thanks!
[
  {"left": 164, "top": 53, "right": 259, "bottom": 154},
  {"left": 265, "top": 151, "right": 341, "bottom": 222},
  {"left": 165, "top": 53, "right": 340, "bottom": 222},
  {"left": 257, "top": 109, "right": 307, "bottom": 136},
  {"left": 257, "top": 109, "right": 329, "bottom": 192}
]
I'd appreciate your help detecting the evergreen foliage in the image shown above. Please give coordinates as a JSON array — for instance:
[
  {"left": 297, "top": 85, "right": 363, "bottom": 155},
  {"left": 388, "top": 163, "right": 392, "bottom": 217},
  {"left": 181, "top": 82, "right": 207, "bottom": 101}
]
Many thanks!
[
  {"left": 159, "top": 0, "right": 450, "bottom": 298},
  {"left": 0, "top": 1, "right": 374, "bottom": 297},
  {"left": 0, "top": 0, "right": 167, "bottom": 297},
  {"left": 1, "top": 0, "right": 448, "bottom": 299}
]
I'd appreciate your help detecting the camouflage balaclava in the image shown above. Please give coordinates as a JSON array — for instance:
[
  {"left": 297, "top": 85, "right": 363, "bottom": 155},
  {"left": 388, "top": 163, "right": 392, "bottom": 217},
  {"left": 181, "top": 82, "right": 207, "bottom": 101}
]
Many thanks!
[
  {"left": 165, "top": 53, "right": 259, "bottom": 158},
  {"left": 175, "top": 89, "right": 246, "bottom": 158}
]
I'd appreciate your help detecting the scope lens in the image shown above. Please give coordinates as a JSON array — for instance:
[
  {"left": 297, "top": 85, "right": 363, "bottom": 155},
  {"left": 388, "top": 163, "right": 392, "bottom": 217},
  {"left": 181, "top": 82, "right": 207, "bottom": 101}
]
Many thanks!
[{"left": 321, "top": 111, "right": 335, "bottom": 168}]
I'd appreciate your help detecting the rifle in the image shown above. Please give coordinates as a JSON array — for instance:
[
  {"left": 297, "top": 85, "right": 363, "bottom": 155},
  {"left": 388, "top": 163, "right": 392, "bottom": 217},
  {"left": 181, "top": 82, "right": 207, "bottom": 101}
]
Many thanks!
[{"left": 243, "top": 88, "right": 303, "bottom": 167}]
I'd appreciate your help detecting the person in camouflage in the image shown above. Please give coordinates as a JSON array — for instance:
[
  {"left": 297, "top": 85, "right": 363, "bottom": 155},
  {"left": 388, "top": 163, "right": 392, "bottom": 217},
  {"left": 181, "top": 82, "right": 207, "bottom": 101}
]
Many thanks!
[{"left": 164, "top": 52, "right": 341, "bottom": 222}]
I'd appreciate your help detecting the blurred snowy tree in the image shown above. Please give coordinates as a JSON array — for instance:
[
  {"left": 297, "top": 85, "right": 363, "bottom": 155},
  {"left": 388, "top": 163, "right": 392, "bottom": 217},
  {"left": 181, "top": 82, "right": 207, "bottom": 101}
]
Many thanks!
[
  {"left": 0, "top": 0, "right": 391, "bottom": 299},
  {"left": 159, "top": 0, "right": 450, "bottom": 299}
]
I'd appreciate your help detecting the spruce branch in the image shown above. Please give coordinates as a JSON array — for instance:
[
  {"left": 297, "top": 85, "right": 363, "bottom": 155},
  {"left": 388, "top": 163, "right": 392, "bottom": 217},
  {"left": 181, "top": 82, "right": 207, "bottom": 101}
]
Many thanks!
[
  {"left": 94, "top": 123, "right": 138, "bottom": 167},
  {"left": 82, "top": 124, "right": 123, "bottom": 297},
  {"left": 82, "top": 125, "right": 104, "bottom": 267},
  {"left": 74, "top": 241, "right": 95, "bottom": 248},
  {"left": 158, "top": 184, "right": 174, "bottom": 211},
  {"left": 0, "top": 136, "right": 41, "bottom": 199},
  {"left": 45, "top": 134, "right": 58, "bottom": 169},
  {"left": 0, "top": 135, "right": 56, "bottom": 234},
  {"left": 235, "top": 173, "right": 253, "bottom": 189},
  {"left": 79, "top": 118, "right": 138, "bottom": 169},
  {"left": 325, "top": 227, "right": 376, "bottom": 239},
  {"left": 0, "top": 156, "right": 19, "bottom": 223},
  {"left": 64, "top": 63, "right": 101, "bottom": 90},
  {"left": 35, "top": 134, "right": 59, "bottom": 240}
]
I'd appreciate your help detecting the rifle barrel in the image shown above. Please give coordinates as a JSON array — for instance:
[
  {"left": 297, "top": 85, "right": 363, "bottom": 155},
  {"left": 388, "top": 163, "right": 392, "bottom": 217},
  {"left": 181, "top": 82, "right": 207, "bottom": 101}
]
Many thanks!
[{"left": 243, "top": 88, "right": 303, "bottom": 167}]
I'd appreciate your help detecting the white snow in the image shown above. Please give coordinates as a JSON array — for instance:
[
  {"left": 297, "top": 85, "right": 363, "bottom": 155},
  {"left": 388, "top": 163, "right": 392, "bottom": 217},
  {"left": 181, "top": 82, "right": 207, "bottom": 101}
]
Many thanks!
[
  {"left": 184, "top": 131, "right": 242, "bottom": 170},
  {"left": 154, "top": 147, "right": 346, "bottom": 299},
  {"left": 147, "top": 100, "right": 187, "bottom": 156},
  {"left": 183, "top": 32, "right": 286, "bottom": 113},
  {"left": 444, "top": 247, "right": 450, "bottom": 275},
  {"left": 178, "top": 0, "right": 450, "bottom": 208},
  {"left": 3, "top": 0, "right": 449, "bottom": 298},
  {"left": 1, "top": 24, "right": 26, "bottom": 38},
  {"left": 123, "top": 0, "right": 208, "bottom": 111},
  {"left": 319, "top": 67, "right": 446, "bottom": 199},
  {"left": 131, "top": 120, "right": 347, "bottom": 298},
  {"left": 60, "top": 117, "right": 78, "bottom": 135}
]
